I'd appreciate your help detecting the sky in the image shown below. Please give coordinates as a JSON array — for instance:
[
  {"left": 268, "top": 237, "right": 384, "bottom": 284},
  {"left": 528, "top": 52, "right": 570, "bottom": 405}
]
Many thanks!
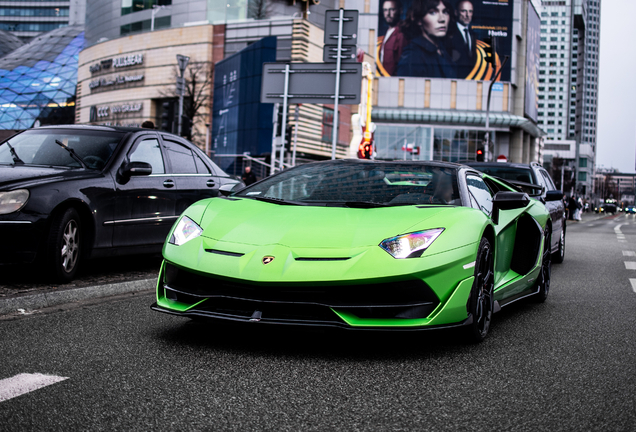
[{"left": 596, "top": 0, "right": 636, "bottom": 173}]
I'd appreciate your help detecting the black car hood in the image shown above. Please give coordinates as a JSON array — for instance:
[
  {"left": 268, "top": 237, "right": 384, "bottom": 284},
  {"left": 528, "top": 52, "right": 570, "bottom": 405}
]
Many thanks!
[{"left": 0, "top": 165, "right": 100, "bottom": 190}]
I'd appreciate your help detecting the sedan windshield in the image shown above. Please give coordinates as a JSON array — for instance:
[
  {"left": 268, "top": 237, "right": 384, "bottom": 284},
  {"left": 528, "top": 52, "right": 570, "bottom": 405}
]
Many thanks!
[
  {"left": 0, "top": 129, "right": 126, "bottom": 170},
  {"left": 234, "top": 161, "right": 461, "bottom": 206}
]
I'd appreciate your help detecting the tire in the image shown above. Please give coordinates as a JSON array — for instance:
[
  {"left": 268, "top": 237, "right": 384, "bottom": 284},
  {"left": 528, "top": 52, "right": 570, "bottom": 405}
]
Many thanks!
[
  {"left": 552, "top": 227, "right": 565, "bottom": 264},
  {"left": 535, "top": 228, "right": 552, "bottom": 303},
  {"left": 47, "top": 207, "right": 82, "bottom": 283},
  {"left": 466, "top": 237, "right": 495, "bottom": 342}
]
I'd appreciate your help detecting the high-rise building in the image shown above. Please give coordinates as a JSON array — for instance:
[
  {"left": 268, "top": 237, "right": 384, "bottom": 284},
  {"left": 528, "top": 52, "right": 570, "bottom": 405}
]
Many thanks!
[
  {"left": 0, "top": 0, "right": 85, "bottom": 41},
  {"left": 539, "top": 0, "right": 601, "bottom": 198}
]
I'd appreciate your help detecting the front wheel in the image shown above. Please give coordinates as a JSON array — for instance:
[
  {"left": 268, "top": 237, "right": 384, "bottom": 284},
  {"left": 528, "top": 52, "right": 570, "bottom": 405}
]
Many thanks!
[
  {"left": 535, "top": 228, "right": 552, "bottom": 303},
  {"left": 466, "top": 237, "right": 495, "bottom": 342},
  {"left": 47, "top": 208, "right": 82, "bottom": 283}
]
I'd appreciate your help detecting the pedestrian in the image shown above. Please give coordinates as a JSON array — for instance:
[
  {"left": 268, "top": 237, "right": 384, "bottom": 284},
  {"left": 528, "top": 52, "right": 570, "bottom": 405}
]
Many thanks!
[
  {"left": 568, "top": 195, "right": 577, "bottom": 220},
  {"left": 141, "top": 120, "right": 155, "bottom": 129},
  {"left": 241, "top": 166, "right": 257, "bottom": 186}
]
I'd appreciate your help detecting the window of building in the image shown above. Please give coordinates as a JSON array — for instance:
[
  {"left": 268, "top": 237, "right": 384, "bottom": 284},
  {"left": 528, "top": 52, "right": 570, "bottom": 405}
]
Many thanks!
[
  {"left": 122, "top": 0, "right": 172, "bottom": 16},
  {"left": 579, "top": 157, "right": 588, "bottom": 168},
  {"left": 578, "top": 171, "right": 587, "bottom": 182}
]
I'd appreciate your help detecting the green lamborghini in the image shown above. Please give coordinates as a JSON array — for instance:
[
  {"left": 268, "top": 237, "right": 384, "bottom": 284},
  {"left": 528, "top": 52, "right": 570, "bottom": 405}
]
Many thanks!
[{"left": 151, "top": 159, "right": 560, "bottom": 341}]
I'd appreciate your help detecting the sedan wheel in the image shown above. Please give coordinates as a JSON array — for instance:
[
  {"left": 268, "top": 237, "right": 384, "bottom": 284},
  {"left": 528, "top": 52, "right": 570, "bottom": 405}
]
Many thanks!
[
  {"left": 552, "top": 228, "right": 565, "bottom": 264},
  {"left": 47, "top": 208, "right": 82, "bottom": 282},
  {"left": 467, "top": 237, "right": 494, "bottom": 342},
  {"left": 535, "top": 228, "right": 552, "bottom": 302}
]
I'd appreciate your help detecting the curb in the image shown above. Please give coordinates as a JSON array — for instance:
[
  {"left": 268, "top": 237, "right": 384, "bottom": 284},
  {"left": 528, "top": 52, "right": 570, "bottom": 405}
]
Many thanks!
[{"left": 0, "top": 278, "right": 156, "bottom": 316}]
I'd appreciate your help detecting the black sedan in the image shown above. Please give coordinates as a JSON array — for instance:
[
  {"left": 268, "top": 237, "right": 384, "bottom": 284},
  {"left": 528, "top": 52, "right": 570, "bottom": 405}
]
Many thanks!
[{"left": 0, "top": 125, "right": 242, "bottom": 282}]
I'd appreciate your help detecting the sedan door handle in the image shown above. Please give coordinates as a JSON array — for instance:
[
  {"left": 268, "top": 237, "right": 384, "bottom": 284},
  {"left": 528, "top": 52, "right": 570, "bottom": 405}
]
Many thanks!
[
  {"left": 163, "top": 179, "right": 175, "bottom": 188},
  {"left": 206, "top": 179, "right": 216, "bottom": 188}
]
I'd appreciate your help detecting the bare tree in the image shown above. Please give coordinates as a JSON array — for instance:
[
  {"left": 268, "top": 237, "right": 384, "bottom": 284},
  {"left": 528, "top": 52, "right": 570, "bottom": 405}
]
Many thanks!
[
  {"left": 248, "top": 0, "right": 272, "bottom": 19},
  {"left": 160, "top": 61, "right": 213, "bottom": 149}
]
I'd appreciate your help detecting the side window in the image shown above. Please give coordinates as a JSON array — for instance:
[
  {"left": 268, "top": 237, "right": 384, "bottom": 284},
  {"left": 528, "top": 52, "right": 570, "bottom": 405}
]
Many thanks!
[
  {"left": 129, "top": 138, "right": 165, "bottom": 174},
  {"left": 194, "top": 152, "right": 211, "bottom": 174},
  {"left": 163, "top": 140, "right": 197, "bottom": 174},
  {"left": 540, "top": 170, "right": 556, "bottom": 191},
  {"left": 466, "top": 174, "right": 493, "bottom": 215}
]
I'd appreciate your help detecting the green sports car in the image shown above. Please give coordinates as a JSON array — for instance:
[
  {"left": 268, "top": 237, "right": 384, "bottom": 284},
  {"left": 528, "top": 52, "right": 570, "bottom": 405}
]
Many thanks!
[{"left": 151, "top": 160, "right": 559, "bottom": 341}]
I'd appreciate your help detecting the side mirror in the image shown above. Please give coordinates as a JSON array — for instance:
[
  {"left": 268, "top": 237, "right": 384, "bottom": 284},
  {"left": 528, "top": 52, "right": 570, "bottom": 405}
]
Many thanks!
[
  {"left": 491, "top": 191, "right": 530, "bottom": 224},
  {"left": 545, "top": 190, "right": 564, "bottom": 201},
  {"left": 122, "top": 161, "right": 152, "bottom": 177},
  {"left": 219, "top": 181, "right": 243, "bottom": 197}
]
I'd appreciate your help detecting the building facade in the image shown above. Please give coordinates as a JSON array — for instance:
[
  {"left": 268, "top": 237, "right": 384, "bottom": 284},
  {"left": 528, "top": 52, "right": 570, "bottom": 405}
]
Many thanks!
[
  {"left": 538, "top": 0, "right": 601, "bottom": 197},
  {"left": 0, "top": 0, "right": 85, "bottom": 41}
]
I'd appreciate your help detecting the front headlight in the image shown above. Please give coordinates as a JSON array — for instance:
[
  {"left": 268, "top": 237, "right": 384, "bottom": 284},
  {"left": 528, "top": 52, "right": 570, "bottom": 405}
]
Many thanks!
[
  {"left": 380, "top": 228, "right": 444, "bottom": 259},
  {"left": 0, "top": 189, "right": 29, "bottom": 215},
  {"left": 169, "top": 216, "right": 203, "bottom": 246}
]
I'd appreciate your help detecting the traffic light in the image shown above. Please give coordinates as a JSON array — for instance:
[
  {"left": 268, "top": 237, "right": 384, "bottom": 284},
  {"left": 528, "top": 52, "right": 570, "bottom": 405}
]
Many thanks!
[
  {"left": 160, "top": 100, "right": 175, "bottom": 133},
  {"left": 476, "top": 146, "right": 485, "bottom": 161},
  {"left": 284, "top": 124, "right": 293, "bottom": 150},
  {"left": 483, "top": 36, "right": 497, "bottom": 64},
  {"left": 181, "top": 115, "right": 192, "bottom": 140}
]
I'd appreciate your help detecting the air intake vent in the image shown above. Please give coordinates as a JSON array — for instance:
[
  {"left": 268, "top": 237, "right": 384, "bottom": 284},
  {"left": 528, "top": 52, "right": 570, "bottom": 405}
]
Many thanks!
[
  {"left": 294, "top": 257, "right": 350, "bottom": 261},
  {"left": 205, "top": 249, "right": 244, "bottom": 257}
]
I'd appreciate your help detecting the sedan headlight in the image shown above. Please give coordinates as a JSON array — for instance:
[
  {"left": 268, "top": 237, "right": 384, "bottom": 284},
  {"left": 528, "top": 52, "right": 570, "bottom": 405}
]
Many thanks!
[
  {"left": 380, "top": 228, "right": 444, "bottom": 259},
  {"left": 169, "top": 216, "right": 203, "bottom": 246},
  {"left": 0, "top": 189, "right": 29, "bottom": 215}
]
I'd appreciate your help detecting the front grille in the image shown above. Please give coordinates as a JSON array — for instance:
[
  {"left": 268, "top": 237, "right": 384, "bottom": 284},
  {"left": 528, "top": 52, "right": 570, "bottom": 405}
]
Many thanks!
[{"left": 163, "top": 263, "right": 439, "bottom": 309}]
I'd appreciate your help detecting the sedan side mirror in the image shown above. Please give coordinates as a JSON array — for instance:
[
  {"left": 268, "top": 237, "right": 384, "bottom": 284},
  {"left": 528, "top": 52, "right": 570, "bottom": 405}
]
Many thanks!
[
  {"left": 492, "top": 191, "right": 530, "bottom": 224},
  {"left": 545, "top": 190, "right": 564, "bottom": 201},
  {"left": 219, "top": 181, "right": 244, "bottom": 197},
  {"left": 121, "top": 161, "right": 152, "bottom": 177}
]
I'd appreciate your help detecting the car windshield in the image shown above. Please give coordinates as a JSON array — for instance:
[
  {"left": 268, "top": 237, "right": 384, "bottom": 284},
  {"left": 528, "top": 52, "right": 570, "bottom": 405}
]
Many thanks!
[
  {"left": 234, "top": 161, "right": 461, "bottom": 206},
  {"left": 0, "top": 129, "right": 126, "bottom": 170},
  {"left": 468, "top": 165, "right": 535, "bottom": 184}
]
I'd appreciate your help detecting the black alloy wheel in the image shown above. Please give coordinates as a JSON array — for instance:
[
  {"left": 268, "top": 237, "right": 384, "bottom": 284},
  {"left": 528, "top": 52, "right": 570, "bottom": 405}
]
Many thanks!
[
  {"left": 47, "top": 207, "right": 82, "bottom": 283},
  {"left": 552, "top": 228, "right": 565, "bottom": 264},
  {"left": 467, "top": 237, "right": 495, "bottom": 342},
  {"left": 535, "top": 228, "right": 552, "bottom": 303}
]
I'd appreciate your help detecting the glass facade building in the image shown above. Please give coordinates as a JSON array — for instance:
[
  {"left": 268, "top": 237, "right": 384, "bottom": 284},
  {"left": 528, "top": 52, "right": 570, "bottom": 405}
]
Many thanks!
[
  {"left": 0, "top": 0, "right": 85, "bottom": 41},
  {"left": 0, "top": 25, "right": 84, "bottom": 130}
]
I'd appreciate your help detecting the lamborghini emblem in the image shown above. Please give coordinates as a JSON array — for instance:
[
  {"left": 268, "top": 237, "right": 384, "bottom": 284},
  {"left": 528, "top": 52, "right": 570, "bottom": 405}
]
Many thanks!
[{"left": 262, "top": 256, "right": 275, "bottom": 265}]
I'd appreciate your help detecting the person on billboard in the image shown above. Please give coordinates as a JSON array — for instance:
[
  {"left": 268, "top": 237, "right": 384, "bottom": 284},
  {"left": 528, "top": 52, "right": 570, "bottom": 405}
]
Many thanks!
[
  {"left": 378, "top": 0, "right": 408, "bottom": 76},
  {"left": 446, "top": 0, "right": 477, "bottom": 77},
  {"left": 395, "top": 0, "right": 456, "bottom": 78}
]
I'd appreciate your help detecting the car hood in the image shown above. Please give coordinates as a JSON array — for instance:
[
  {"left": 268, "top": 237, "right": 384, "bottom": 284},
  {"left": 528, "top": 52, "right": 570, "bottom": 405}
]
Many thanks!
[
  {"left": 0, "top": 165, "right": 98, "bottom": 189},
  {"left": 194, "top": 197, "right": 483, "bottom": 254}
]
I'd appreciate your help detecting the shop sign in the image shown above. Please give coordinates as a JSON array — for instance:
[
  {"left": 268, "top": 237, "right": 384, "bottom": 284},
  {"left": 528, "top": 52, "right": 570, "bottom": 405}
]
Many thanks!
[
  {"left": 88, "top": 74, "right": 145, "bottom": 90},
  {"left": 90, "top": 103, "right": 143, "bottom": 121},
  {"left": 89, "top": 53, "right": 143, "bottom": 75}
]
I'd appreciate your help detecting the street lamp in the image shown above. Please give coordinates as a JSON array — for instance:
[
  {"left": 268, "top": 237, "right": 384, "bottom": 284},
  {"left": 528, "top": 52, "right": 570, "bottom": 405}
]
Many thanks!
[{"left": 151, "top": 5, "right": 166, "bottom": 32}]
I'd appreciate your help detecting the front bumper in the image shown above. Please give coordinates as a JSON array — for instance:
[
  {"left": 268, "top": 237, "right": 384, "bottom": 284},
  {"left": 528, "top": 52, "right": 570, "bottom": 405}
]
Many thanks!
[
  {"left": 0, "top": 218, "right": 46, "bottom": 264},
  {"left": 152, "top": 257, "right": 477, "bottom": 330}
]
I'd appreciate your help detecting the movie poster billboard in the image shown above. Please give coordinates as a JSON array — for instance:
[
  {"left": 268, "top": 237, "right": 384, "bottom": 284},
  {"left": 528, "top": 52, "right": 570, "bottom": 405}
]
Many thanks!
[
  {"left": 525, "top": 2, "right": 540, "bottom": 122},
  {"left": 376, "top": 0, "right": 514, "bottom": 81}
]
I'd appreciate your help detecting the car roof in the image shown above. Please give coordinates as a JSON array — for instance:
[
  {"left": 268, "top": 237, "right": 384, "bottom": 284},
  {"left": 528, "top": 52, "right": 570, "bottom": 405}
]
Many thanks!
[
  {"left": 313, "top": 158, "right": 466, "bottom": 171},
  {"left": 463, "top": 161, "right": 536, "bottom": 170},
  {"left": 34, "top": 124, "right": 147, "bottom": 133}
]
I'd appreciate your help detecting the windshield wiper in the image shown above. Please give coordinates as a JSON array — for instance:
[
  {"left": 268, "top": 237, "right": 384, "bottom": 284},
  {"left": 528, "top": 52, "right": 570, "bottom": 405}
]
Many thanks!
[
  {"left": 251, "top": 196, "right": 306, "bottom": 206},
  {"left": 54, "top": 140, "right": 88, "bottom": 169},
  {"left": 344, "top": 201, "right": 390, "bottom": 208},
  {"left": 4, "top": 141, "right": 24, "bottom": 165}
]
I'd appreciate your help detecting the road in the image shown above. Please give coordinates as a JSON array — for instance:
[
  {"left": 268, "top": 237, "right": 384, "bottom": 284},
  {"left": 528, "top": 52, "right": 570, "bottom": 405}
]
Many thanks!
[{"left": 0, "top": 213, "right": 635, "bottom": 431}]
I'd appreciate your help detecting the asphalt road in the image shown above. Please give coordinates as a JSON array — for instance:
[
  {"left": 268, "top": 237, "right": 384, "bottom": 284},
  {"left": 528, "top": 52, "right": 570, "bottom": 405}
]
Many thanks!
[{"left": 0, "top": 214, "right": 635, "bottom": 431}]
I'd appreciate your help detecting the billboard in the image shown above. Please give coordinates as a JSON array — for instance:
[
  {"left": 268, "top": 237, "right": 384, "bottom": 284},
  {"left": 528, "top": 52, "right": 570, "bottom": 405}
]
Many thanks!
[
  {"left": 525, "top": 2, "right": 541, "bottom": 123},
  {"left": 376, "top": 0, "right": 514, "bottom": 81}
]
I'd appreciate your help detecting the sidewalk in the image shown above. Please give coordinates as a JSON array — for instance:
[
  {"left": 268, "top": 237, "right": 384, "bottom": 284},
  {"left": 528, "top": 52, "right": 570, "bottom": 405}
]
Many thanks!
[{"left": 0, "top": 255, "right": 160, "bottom": 317}]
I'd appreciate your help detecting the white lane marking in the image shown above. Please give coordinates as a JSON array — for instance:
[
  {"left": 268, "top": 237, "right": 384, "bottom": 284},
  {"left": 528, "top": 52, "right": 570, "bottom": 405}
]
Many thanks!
[
  {"left": 463, "top": 261, "right": 476, "bottom": 270},
  {"left": 619, "top": 240, "right": 628, "bottom": 243},
  {"left": 631, "top": 279, "right": 636, "bottom": 293},
  {"left": 625, "top": 262, "right": 636, "bottom": 270},
  {"left": 614, "top": 224, "right": 623, "bottom": 234},
  {"left": 623, "top": 251, "right": 636, "bottom": 256},
  {"left": 617, "top": 235, "right": 626, "bottom": 239},
  {"left": 0, "top": 373, "right": 68, "bottom": 403}
]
